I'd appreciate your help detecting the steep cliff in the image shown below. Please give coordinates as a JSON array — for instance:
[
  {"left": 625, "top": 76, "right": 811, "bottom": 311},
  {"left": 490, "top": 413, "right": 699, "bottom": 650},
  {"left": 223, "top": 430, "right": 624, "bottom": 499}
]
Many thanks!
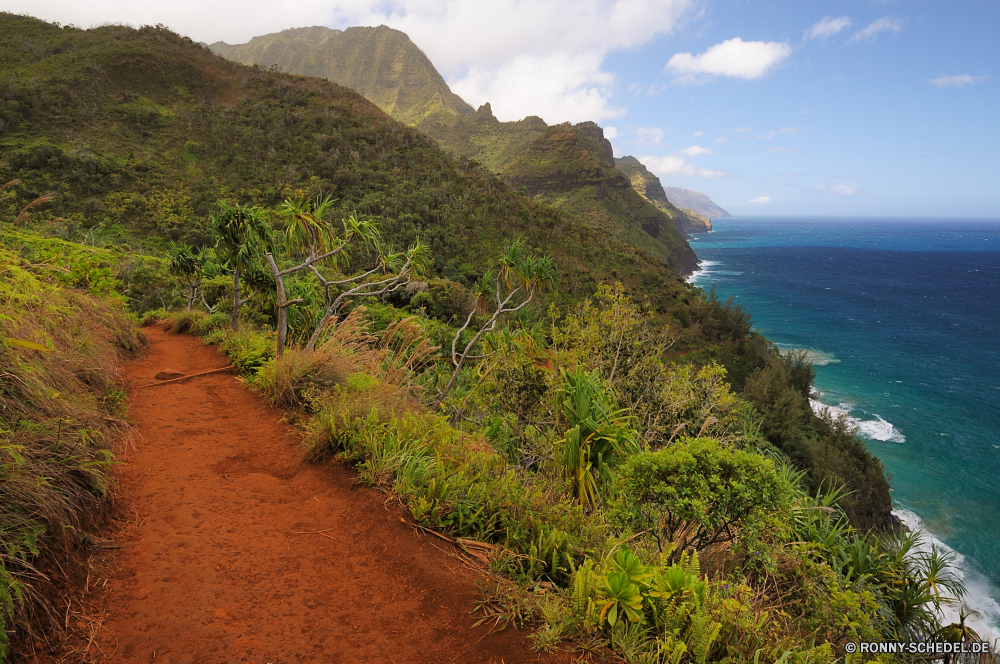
[
  {"left": 209, "top": 25, "right": 474, "bottom": 126},
  {"left": 615, "top": 156, "right": 713, "bottom": 233},
  {"left": 504, "top": 125, "right": 699, "bottom": 274},
  {"left": 662, "top": 186, "right": 732, "bottom": 219}
]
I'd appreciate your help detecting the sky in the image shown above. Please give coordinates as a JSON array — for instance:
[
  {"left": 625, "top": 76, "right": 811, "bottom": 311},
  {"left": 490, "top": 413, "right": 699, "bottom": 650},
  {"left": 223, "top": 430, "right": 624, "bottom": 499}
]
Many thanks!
[{"left": 5, "top": 0, "right": 998, "bottom": 217}]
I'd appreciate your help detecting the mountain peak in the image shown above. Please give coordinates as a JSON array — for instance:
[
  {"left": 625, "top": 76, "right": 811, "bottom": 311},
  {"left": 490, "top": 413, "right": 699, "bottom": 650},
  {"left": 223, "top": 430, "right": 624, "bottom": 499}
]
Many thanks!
[{"left": 209, "top": 25, "right": 474, "bottom": 125}]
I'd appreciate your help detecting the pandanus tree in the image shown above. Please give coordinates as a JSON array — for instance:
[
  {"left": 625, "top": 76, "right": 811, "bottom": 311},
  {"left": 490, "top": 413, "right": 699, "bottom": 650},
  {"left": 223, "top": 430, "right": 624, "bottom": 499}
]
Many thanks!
[
  {"left": 437, "top": 238, "right": 555, "bottom": 404},
  {"left": 555, "top": 369, "right": 640, "bottom": 509},
  {"left": 168, "top": 242, "right": 203, "bottom": 310},
  {"left": 266, "top": 196, "right": 428, "bottom": 356},
  {"left": 210, "top": 200, "right": 273, "bottom": 329}
]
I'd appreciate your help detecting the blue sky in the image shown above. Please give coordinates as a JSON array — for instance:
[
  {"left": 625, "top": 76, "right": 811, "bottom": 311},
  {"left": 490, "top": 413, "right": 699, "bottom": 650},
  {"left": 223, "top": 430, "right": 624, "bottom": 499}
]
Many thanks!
[
  {"left": 595, "top": 1, "right": 1000, "bottom": 217},
  {"left": 7, "top": 0, "right": 999, "bottom": 216}
]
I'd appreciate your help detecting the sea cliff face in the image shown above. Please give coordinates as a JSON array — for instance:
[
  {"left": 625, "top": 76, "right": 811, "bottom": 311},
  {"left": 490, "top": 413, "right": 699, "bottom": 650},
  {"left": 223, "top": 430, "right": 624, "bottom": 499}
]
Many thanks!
[
  {"left": 504, "top": 124, "right": 700, "bottom": 275},
  {"left": 615, "top": 156, "right": 713, "bottom": 234}
]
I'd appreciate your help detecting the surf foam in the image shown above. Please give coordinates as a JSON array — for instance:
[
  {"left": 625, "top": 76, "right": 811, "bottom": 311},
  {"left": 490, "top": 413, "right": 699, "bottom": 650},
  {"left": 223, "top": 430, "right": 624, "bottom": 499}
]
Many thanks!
[
  {"left": 685, "top": 260, "right": 722, "bottom": 284},
  {"left": 894, "top": 508, "right": 1000, "bottom": 649},
  {"left": 809, "top": 399, "right": 905, "bottom": 443}
]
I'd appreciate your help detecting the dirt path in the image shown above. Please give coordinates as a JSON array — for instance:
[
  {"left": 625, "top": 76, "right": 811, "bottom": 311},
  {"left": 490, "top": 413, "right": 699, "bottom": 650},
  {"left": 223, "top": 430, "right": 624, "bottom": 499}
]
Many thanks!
[{"left": 89, "top": 327, "right": 561, "bottom": 663}]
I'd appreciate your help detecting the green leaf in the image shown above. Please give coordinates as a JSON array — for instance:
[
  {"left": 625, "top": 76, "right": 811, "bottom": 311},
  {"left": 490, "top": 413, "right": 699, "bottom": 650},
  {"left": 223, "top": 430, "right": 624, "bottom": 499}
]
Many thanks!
[{"left": 3, "top": 337, "right": 53, "bottom": 352}]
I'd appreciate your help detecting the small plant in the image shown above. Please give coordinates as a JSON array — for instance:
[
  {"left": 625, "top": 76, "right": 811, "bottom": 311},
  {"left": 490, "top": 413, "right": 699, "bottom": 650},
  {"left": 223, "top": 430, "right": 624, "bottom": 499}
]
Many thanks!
[{"left": 555, "top": 369, "right": 640, "bottom": 509}]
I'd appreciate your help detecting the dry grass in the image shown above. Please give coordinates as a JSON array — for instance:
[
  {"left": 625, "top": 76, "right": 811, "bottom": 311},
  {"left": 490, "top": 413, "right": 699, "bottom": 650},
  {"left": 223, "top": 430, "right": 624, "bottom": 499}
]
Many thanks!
[{"left": 0, "top": 246, "right": 143, "bottom": 653}]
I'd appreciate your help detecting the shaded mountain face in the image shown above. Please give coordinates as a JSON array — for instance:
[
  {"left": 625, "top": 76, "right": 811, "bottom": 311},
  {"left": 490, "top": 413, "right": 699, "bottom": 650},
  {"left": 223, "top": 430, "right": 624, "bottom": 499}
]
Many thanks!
[
  {"left": 662, "top": 187, "right": 732, "bottom": 219},
  {"left": 206, "top": 25, "right": 703, "bottom": 273},
  {"left": 0, "top": 14, "right": 690, "bottom": 308},
  {"left": 615, "top": 157, "right": 712, "bottom": 234},
  {"left": 504, "top": 125, "right": 699, "bottom": 275},
  {"left": 209, "top": 25, "right": 474, "bottom": 126}
]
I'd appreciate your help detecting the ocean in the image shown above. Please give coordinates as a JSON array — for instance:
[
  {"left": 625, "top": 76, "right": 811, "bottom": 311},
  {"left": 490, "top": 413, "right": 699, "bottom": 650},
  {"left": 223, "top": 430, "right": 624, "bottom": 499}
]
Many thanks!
[{"left": 687, "top": 217, "right": 1000, "bottom": 640}]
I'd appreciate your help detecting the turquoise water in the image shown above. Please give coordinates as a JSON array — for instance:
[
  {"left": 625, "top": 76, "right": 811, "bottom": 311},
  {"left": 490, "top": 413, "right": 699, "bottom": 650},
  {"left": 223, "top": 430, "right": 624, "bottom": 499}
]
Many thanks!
[{"left": 688, "top": 217, "right": 1000, "bottom": 637}]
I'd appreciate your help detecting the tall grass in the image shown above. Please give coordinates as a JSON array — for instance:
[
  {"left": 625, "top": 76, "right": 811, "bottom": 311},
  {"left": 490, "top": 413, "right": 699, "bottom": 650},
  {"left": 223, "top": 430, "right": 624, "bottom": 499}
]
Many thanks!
[{"left": 0, "top": 245, "right": 142, "bottom": 656}]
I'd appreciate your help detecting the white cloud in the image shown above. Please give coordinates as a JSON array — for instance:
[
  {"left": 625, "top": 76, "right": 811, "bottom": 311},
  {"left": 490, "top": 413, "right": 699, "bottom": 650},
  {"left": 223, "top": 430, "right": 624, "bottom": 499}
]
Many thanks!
[
  {"left": 640, "top": 155, "right": 724, "bottom": 178},
  {"left": 814, "top": 183, "right": 861, "bottom": 196},
  {"left": 804, "top": 16, "right": 851, "bottom": 40},
  {"left": 755, "top": 130, "right": 777, "bottom": 140},
  {"left": 715, "top": 137, "right": 729, "bottom": 143},
  {"left": 848, "top": 17, "right": 903, "bottom": 43},
  {"left": 929, "top": 74, "right": 990, "bottom": 89},
  {"left": 452, "top": 52, "right": 626, "bottom": 123},
  {"left": 748, "top": 196, "right": 771, "bottom": 204},
  {"left": 679, "top": 145, "right": 713, "bottom": 156},
  {"left": 731, "top": 126, "right": 752, "bottom": 133},
  {"left": 765, "top": 146, "right": 803, "bottom": 153},
  {"left": 665, "top": 38, "right": 791, "bottom": 84},
  {"left": 780, "top": 127, "right": 798, "bottom": 135},
  {"left": 604, "top": 126, "right": 619, "bottom": 139},
  {"left": 10, "top": 0, "right": 696, "bottom": 125},
  {"left": 634, "top": 126, "right": 664, "bottom": 146},
  {"left": 692, "top": 130, "right": 704, "bottom": 137}
]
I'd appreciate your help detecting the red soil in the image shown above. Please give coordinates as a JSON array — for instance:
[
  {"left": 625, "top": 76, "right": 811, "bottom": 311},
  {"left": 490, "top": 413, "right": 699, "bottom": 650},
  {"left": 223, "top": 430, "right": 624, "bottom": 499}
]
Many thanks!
[{"left": 82, "top": 327, "right": 566, "bottom": 663}]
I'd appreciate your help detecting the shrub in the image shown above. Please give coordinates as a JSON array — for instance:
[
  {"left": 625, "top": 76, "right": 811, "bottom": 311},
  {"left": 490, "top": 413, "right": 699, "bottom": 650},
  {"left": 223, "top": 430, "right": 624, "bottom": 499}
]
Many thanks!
[
  {"left": 252, "top": 347, "right": 358, "bottom": 408},
  {"left": 609, "top": 437, "right": 794, "bottom": 558}
]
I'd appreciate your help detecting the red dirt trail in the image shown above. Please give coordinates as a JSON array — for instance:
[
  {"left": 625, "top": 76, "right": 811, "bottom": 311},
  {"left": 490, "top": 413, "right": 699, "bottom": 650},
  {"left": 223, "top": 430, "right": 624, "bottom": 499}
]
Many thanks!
[{"left": 88, "top": 327, "right": 564, "bottom": 663}]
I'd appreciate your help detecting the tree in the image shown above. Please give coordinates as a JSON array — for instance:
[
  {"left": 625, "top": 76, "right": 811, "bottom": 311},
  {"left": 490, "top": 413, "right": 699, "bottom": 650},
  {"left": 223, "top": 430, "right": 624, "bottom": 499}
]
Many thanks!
[
  {"left": 303, "top": 238, "right": 428, "bottom": 352},
  {"left": 437, "top": 239, "right": 554, "bottom": 403},
  {"left": 267, "top": 197, "right": 372, "bottom": 356},
  {"left": 611, "top": 437, "right": 792, "bottom": 557},
  {"left": 209, "top": 200, "right": 273, "bottom": 329},
  {"left": 167, "top": 242, "right": 203, "bottom": 310}
]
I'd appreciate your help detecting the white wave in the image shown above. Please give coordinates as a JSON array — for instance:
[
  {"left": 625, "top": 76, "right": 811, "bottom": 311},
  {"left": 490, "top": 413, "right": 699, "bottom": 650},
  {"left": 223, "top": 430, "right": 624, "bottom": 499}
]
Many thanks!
[
  {"left": 894, "top": 507, "right": 1000, "bottom": 649},
  {"left": 685, "top": 260, "right": 722, "bottom": 284},
  {"left": 809, "top": 399, "right": 905, "bottom": 442}
]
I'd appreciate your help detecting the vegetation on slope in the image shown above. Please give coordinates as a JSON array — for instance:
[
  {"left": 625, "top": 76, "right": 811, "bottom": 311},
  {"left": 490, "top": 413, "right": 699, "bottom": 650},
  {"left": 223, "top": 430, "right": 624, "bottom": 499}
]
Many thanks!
[
  {"left": 204, "top": 24, "right": 724, "bottom": 248},
  {"left": 615, "top": 156, "right": 712, "bottom": 233},
  {"left": 0, "top": 20, "right": 922, "bottom": 659},
  {"left": 208, "top": 25, "right": 475, "bottom": 126},
  {"left": 0, "top": 233, "right": 143, "bottom": 656},
  {"left": 169, "top": 278, "right": 981, "bottom": 663},
  {"left": 503, "top": 123, "right": 700, "bottom": 274},
  {"left": 0, "top": 14, "right": 896, "bottom": 532},
  {"left": 0, "top": 13, "right": 690, "bottom": 309}
]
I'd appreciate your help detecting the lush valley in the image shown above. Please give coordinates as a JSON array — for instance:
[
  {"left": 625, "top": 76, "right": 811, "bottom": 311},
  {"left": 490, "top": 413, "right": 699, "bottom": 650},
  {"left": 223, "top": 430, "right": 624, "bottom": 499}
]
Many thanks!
[{"left": 0, "top": 14, "right": 968, "bottom": 662}]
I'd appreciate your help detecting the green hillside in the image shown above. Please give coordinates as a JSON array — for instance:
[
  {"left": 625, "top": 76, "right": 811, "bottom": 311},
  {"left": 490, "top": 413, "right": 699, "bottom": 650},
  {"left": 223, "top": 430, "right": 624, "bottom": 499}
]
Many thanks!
[
  {"left": 205, "top": 25, "right": 716, "bottom": 260},
  {"left": 209, "top": 25, "right": 475, "bottom": 126},
  {"left": 0, "top": 11, "right": 894, "bottom": 542},
  {"left": 419, "top": 102, "right": 547, "bottom": 173},
  {"left": 615, "top": 156, "right": 712, "bottom": 233},
  {"left": 0, "top": 14, "right": 688, "bottom": 308},
  {"left": 503, "top": 123, "right": 699, "bottom": 274}
]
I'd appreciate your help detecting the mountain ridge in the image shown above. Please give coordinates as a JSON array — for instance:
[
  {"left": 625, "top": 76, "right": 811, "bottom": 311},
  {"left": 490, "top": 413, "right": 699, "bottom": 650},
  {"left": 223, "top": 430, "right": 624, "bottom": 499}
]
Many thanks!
[
  {"left": 615, "top": 156, "right": 713, "bottom": 233},
  {"left": 209, "top": 25, "right": 475, "bottom": 126},
  {"left": 207, "top": 25, "right": 729, "bottom": 236}
]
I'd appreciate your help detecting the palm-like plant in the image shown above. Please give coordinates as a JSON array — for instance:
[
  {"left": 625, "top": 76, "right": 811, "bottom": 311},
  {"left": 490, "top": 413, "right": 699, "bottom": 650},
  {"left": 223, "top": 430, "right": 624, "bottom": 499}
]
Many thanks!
[
  {"left": 555, "top": 369, "right": 640, "bottom": 510},
  {"left": 168, "top": 242, "right": 203, "bottom": 310},
  {"left": 266, "top": 199, "right": 396, "bottom": 356},
  {"left": 438, "top": 238, "right": 555, "bottom": 404},
  {"left": 210, "top": 200, "right": 273, "bottom": 329}
]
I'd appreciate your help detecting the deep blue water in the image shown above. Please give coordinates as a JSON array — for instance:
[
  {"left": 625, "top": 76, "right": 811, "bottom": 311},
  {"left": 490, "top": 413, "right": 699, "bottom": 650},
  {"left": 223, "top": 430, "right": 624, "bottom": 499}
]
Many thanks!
[{"left": 688, "top": 217, "right": 1000, "bottom": 635}]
